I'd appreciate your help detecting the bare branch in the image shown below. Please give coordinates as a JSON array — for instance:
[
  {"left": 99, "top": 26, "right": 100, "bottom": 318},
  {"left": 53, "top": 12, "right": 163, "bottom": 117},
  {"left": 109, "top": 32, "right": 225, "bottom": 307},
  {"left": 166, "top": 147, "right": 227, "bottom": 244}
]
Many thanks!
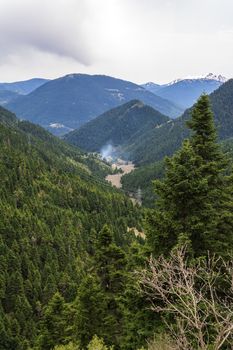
[{"left": 139, "top": 247, "right": 233, "bottom": 350}]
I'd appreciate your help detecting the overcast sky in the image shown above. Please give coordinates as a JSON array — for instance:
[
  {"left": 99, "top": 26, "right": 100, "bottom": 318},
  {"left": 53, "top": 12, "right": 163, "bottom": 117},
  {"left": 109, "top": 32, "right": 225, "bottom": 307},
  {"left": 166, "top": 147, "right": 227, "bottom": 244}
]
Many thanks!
[{"left": 0, "top": 0, "right": 232, "bottom": 84}]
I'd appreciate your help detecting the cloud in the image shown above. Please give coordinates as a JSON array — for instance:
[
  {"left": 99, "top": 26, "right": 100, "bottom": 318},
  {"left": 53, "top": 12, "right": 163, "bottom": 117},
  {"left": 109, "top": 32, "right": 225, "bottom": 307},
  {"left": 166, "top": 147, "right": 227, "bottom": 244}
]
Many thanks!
[
  {"left": 0, "top": 0, "right": 93, "bottom": 65},
  {"left": 0, "top": 0, "right": 232, "bottom": 83}
]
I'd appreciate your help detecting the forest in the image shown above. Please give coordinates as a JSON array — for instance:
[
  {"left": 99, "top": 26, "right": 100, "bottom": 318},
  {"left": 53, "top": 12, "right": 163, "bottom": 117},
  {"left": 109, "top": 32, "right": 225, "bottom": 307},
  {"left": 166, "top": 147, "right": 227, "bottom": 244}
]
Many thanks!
[{"left": 0, "top": 94, "right": 233, "bottom": 350}]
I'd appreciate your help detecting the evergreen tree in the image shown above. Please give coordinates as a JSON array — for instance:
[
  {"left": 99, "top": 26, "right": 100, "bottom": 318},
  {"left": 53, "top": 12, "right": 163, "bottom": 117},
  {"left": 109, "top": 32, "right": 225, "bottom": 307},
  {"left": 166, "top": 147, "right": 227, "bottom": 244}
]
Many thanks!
[
  {"left": 146, "top": 94, "right": 233, "bottom": 257},
  {"left": 122, "top": 242, "right": 161, "bottom": 350},
  {"left": 38, "top": 292, "right": 74, "bottom": 350},
  {"left": 74, "top": 274, "right": 106, "bottom": 348},
  {"left": 75, "top": 225, "right": 127, "bottom": 349},
  {"left": 94, "top": 224, "right": 126, "bottom": 295}
]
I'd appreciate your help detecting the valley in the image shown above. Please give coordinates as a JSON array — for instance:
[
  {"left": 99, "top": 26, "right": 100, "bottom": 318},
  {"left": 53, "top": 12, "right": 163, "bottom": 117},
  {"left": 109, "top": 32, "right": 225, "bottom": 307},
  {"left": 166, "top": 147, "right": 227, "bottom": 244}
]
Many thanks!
[
  {"left": 1, "top": 73, "right": 233, "bottom": 350},
  {"left": 1, "top": 0, "right": 233, "bottom": 348},
  {"left": 105, "top": 159, "right": 135, "bottom": 188}
]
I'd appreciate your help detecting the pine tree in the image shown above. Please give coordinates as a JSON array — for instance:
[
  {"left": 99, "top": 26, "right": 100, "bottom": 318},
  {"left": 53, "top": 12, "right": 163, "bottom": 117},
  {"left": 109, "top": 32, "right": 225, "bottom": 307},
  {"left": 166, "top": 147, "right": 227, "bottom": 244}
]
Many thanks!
[
  {"left": 38, "top": 292, "right": 74, "bottom": 350},
  {"left": 146, "top": 94, "right": 233, "bottom": 257},
  {"left": 94, "top": 224, "right": 126, "bottom": 294},
  {"left": 74, "top": 274, "right": 106, "bottom": 348},
  {"left": 75, "top": 225, "right": 127, "bottom": 349}
]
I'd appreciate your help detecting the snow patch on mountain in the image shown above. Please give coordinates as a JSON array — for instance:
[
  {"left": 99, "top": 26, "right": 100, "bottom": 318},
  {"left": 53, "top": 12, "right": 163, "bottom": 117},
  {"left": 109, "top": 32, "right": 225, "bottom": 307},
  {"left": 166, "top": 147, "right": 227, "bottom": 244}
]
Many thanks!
[{"left": 166, "top": 73, "right": 227, "bottom": 86}]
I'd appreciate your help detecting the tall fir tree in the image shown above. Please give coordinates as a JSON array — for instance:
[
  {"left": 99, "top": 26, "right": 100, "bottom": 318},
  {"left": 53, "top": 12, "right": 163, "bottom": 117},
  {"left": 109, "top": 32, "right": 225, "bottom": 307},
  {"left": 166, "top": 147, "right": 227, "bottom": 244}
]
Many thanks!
[
  {"left": 38, "top": 292, "right": 75, "bottom": 350},
  {"left": 146, "top": 94, "right": 233, "bottom": 257},
  {"left": 75, "top": 225, "right": 127, "bottom": 349}
]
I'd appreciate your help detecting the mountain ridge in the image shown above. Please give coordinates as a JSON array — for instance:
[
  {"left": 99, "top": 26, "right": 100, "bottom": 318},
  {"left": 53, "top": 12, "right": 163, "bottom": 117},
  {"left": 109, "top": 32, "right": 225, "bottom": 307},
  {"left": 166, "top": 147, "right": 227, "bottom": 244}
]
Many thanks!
[
  {"left": 121, "top": 79, "right": 233, "bottom": 165},
  {"left": 64, "top": 99, "right": 170, "bottom": 153},
  {"left": 6, "top": 73, "right": 183, "bottom": 135},
  {"left": 142, "top": 73, "right": 228, "bottom": 109},
  {"left": 0, "top": 78, "right": 49, "bottom": 95}
]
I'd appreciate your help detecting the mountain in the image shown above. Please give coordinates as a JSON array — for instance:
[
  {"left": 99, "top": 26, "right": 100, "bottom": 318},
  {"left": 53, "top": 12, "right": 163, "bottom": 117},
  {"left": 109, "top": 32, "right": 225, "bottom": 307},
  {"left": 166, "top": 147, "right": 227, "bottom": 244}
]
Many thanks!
[
  {"left": 0, "top": 105, "right": 113, "bottom": 178},
  {"left": 121, "top": 160, "right": 165, "bottom": 207},
  {"left": 64, "top": 100, "right": 170, "bottom": 153},
  {"left": 142, "top": 82, "right": 161, "bottom": 94},
  {"left": 0, "top": 105, "right": 140, "bottom": 347},
  {"left": 142, "top": 73, "right": 227, "bottom": 109},
  {"left": 121, "top": 79, "right": 233, "bottom": 166},
  {"left": 0, "top": 90, "right": 20, "bottom": 105},
  {"left": 122, "top": 137, "right": 233, "bottom": 208},
  {"left": 6, "top": 73, "right": 183, "bottom": 135},
  {"left": 0, "top": 78, "right": 49, "bottom": 95}
]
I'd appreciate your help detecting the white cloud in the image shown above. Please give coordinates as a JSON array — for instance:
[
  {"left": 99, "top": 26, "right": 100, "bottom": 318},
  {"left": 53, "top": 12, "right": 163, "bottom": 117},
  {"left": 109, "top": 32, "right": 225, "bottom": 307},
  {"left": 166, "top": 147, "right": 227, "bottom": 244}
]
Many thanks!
[
  {"left": 0, "top": 0, "right": 232, "bottom": 83},
  {"left": 0, "top": 0, "right": 93, "bottom": 64}
]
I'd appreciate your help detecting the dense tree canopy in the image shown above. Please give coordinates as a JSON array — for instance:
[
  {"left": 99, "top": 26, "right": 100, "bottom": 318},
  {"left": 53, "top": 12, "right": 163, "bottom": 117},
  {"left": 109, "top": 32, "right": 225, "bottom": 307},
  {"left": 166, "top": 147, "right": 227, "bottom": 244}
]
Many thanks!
[
  {"left": 146, "top": 95, "right": 233, "bottom": 257},
  {"left": 0, "top": 107, "right": 143, "bottom": 349}
]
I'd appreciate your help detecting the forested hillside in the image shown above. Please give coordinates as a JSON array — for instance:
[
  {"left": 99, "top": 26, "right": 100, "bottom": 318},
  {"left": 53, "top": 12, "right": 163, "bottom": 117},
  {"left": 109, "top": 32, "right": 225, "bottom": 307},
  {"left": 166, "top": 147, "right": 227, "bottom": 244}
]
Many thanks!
[
  {"left": 121, "top": 79, "right": 233, "bottom": 165},
  {"left": 122, "top": 138, "right": 233, "bottom": 207},
  {"left": 121, "top": 161, "right": 165, "bottom": 207},
  {"left": 1, "top": 93, "right": 233, "bottom": 349},
  {"left": 0, "top": 106, "right": 150, "bottom": 349},
  {"left": 64, "top": 100, "right": 169, "bottom": 153},
  {"left": 6, "top": 74, "right": 182, "bottom": 135}
]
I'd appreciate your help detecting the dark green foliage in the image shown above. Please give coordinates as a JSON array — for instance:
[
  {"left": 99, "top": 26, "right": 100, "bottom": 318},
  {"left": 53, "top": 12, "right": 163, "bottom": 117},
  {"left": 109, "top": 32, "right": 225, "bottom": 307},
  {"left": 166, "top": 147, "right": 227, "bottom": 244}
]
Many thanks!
[
  {"left": 0, "top": 107, "right": 142, "bottom": 349},
  {"left": 38, "top": 293, "right": 74, "bottom": 349},
  {"left": 121, "top": 160, "right": 165, "bottom": 207},
  {"left": 121, "top": 241, "right": 161, "bottom": 350},
  {"left": 2, "top": 87, "right": 232, "bottom": 350},
  {"left": 65, "top": 100, "right": 169, "bottom": 152},
  {"left": 0, "top": 105, "right": 17, "bottom": 125},
  {"left": 121, "top": 143, "right": 233, "bottom": 209},
  {"left": 75, "top": 225, "right": 128, "bottom": 348},
  {"left": 121, "top": 136, "right": 233, "bottom": 208},
  {"left": 146, "top": 95, "right": 233, "bottom": 257},
  {"left": 121, "top": 79, "right": 233, "bottom": 166},
  {"left": 74, "top": 225, "right": 158, "bottom": 350}
]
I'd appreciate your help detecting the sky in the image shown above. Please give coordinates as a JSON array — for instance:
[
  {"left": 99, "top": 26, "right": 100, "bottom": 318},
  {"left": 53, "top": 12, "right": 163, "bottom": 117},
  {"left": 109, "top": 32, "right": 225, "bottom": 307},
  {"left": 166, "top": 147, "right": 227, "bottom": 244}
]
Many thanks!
[{"left": 0, "top": 0, "right": 233, "bottom": 84}]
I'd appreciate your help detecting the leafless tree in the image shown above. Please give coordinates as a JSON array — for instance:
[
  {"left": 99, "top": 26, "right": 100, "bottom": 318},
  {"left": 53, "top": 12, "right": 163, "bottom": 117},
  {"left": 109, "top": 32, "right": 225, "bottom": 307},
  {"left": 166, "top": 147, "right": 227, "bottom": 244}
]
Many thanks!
[{"left": 140, "top": 247, "right": 233, "bottom": 350}]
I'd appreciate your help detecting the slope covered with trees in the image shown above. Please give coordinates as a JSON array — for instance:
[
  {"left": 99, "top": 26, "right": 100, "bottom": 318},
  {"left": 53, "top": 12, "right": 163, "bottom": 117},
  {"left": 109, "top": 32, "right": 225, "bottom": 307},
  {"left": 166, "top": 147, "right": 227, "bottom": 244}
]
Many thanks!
[
  {"left": 121, "top": 137, "right": 233, "bottom": 207},
  {"left": 1, "top": 92, "right": 233, "bottom": 349},
  {"left": 121, "top": 79, "right": 233, "bottom": 165},
  {"left": 0, "top": 106, "right": 149, "bottom": 349},
  {"left": 121, "top": 161, "right": 165, "bottom": 207},
  {"left": 145, "top": 94, "right": 233, "bottom": 257},
  {"left": 7, "top": 74, "right": 182, "bottom": 135},
  {"left": 140, "top": 95, "right": 233, "bottom": 349},
  {"left": 64, "top": 100, "right": 169, "bottom": 153}
]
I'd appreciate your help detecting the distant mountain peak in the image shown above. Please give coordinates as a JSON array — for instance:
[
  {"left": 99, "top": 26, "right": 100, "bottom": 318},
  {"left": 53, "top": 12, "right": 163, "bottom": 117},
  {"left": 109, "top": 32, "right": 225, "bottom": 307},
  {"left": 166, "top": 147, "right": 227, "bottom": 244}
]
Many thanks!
[
  {"left": 143, "top": 82, "right": 160, "bottom": 87},
  {"left": 204, "top": 73, "right": 227, "bottom": 82},
  {"left": 143, "top": 73, "right": 228, "bottom": 111},
  {"left": 166, "top": 73, "right": 227, "bottom": 85}
]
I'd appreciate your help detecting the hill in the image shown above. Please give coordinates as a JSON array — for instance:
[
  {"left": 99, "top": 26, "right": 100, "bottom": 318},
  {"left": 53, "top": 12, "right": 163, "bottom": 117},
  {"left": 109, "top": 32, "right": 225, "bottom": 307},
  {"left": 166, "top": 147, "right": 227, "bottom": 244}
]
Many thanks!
[
  {"left": 121, "top": 160, "right": 165, "bottom": 207},
  {"left": 7, "top": 73, "right": 183, "bottom": 135},
  {"left": 0, "top": 105, "right": 115, "bottom": 179},
  {"left": 121, "top": 79, "right": 233, "bottom": 165},
  {"left": 64, "top": 100, "right": 170, "bottom": 153},
  {"left": 0, "top": 106, "right": 141, "bottom": 348},
  {"left": 0, "top": 78, "right": 49, "bottom": 95},
  {"left": 122, "top": 129, "right": 233, "bottom": 209},
  {"left": 142, "top": 73, "right": 227, "bottom": 109},
  {"left": 0, "top": 90, "right": 20, "bottom": 105}
]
